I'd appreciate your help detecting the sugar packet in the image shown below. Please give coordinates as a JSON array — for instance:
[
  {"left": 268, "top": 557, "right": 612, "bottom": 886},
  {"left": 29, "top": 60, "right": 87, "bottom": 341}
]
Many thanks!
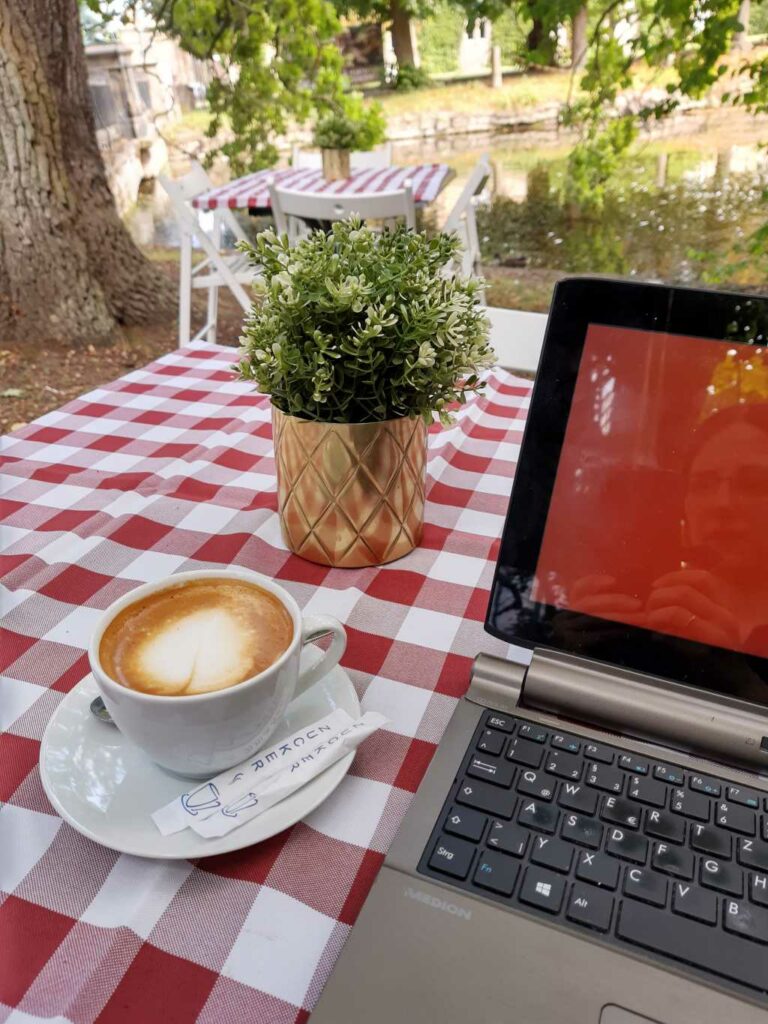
[{"left": 152, "top": 708, "right": 385, "bottom": 837}]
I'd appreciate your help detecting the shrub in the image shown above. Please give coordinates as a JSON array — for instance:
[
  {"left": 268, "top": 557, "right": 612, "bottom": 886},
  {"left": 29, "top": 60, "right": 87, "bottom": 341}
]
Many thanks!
[
  {"left": 237, "top": 220, "right": 494, "bottom": 425},
  {"left": 381, "top": 62, "right": 432, "bottom": 91}
]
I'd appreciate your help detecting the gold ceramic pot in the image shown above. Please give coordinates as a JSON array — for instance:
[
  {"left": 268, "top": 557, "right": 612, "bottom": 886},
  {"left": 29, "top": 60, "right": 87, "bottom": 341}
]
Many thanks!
[
  {"left": 321, "top": 147, "right": 351, "bottom": 181},
  {"left": 272, "top": 406, "right": 427, "bottom": 568}
]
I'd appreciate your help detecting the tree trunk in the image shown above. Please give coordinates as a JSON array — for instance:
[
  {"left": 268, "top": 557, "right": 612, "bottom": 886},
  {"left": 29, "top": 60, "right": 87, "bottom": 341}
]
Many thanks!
[
  {"left": 571, "top": 4, "right": 588, "bottom": 69},
  {"left": 734, "top": 0, "right": 751, "bottom": 50},
  {"left": 526, "top": 3, "right": 557, "bottom": 66},
  {"left": 0, "top": 0, "right": 174, "bottom": 347},
  {"left": 390, "top": 0, "right": 420, "bottom": 68}
]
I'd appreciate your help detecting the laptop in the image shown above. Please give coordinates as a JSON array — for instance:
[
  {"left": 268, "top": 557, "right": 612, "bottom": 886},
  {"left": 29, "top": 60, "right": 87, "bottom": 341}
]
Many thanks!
[{"left": 312, "top": 278, "right": 768, "bottom": 1024}]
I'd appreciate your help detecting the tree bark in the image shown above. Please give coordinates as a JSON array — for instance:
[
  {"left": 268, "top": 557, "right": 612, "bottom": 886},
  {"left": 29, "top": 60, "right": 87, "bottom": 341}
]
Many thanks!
[
  {"left": 571, "top": 4, "right": 588, "bottom": 69},
  {"left": 734, "top": 0, "right": 751, "bottom": 50},
  {"left": 526, "top": 3, "right": 557, "bottom": 66},
  {"left": 0, "top": 0, "right": 174, "bottom": 347},
  {"left": 390, "top": 0, "right": 420, "bottom": 68}
]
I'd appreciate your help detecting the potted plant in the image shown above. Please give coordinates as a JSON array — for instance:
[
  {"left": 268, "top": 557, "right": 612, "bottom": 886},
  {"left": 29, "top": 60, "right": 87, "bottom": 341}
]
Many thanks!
[
  {"left": 237, "top": 219, "right": 494, "bottom": 568},
  {"left": 312, "top": 95, "right": 386, "bottom": 181}
]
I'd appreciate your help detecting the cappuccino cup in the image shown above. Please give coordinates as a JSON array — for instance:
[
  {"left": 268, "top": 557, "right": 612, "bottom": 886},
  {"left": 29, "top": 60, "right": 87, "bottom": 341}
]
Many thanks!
[{"left": 88, "top": 568, "right": 347, "bottom": 777}]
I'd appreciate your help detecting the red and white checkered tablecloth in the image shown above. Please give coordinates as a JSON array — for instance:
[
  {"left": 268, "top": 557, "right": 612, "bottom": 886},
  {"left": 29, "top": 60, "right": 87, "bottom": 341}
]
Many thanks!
[
  {"left": 0, "top": 343, "right": 531, "bottom": 1024},
  {"left": 191, "top": 164, "right": 452, "bottom": 211}
]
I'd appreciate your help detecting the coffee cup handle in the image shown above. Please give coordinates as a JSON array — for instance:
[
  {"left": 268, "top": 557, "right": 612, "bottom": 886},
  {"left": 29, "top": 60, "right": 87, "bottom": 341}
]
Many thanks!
[{"left": 294, "top": 615, "right": 347, "bottom": 698}]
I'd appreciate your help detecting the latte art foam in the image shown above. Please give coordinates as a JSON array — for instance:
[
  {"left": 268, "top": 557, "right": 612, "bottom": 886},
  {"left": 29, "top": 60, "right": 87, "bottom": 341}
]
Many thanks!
[{"left": 99, "top": 579, "right": 294, "bottom": 695}]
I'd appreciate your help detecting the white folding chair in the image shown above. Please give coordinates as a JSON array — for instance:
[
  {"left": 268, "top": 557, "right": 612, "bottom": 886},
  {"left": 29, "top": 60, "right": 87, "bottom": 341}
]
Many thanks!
[
  {"left": 484, "top": 305, "right": 547, "bottom": 374},
  {"left": 443, "top": 155, "right": 492, "bottom": 281},
  {"left": 160, "top": 162, "right": 260, "bottom": 347},
  {"left": 290, "top": 142, "right": 393, "bottom": 172},
  {"left": 270, "top": 181, "right": 416, "bottom": 244}
]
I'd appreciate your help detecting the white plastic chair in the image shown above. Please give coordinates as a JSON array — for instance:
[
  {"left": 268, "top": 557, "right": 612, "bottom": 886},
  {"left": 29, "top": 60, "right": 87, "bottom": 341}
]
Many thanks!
[
  {"left": 443, "top": 155, "right": 492, "bottom": 280},
  {"left": 270, "top": 181, "right": 416, "bottom": 244},
  {"left": 290, "top": 142, "right": 393, "bottom": 172},
  {"left": 484, "top": 305, "right": 547, "bottom": 374},
  {"left": 159, "top": 162, "right": 260, "bottom": 347}
]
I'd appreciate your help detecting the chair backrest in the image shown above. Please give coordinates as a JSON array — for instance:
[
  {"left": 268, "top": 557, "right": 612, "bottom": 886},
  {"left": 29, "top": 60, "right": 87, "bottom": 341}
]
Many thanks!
[
  {"left": 484, "top": 305, "right": 547, "bottom": 374},
  {"left": 159, "top": 161, "right": 249, "bottom": 247},
  {"left": 270, "top": 182, "right": 416, "bottom": 234},
  {"left": 443, "top": 155, "right": 492, "bottom": 279},
  {"left": 290, "top": 143, "right": 393, "bottom": 172}
]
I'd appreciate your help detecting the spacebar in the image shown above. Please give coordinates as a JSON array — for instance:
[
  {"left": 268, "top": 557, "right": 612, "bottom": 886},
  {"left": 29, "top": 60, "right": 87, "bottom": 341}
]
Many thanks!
[{"left": 617, "top": 902, "right": 767, "bottom": 993}]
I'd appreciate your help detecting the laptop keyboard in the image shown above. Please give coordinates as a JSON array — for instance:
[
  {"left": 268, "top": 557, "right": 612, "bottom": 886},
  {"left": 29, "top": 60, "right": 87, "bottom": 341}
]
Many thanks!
[{"left": 417, "top": 711, "right": 768, "bottom": 998}]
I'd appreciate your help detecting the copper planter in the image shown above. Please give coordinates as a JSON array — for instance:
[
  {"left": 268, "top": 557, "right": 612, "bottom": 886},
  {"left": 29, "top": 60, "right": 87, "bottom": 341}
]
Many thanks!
[
  {"left": 321, "top": 148, "right": 350, "bottom": 181},
  {"left": 272, "top": 406, "right": 427, "bottom": 568}
]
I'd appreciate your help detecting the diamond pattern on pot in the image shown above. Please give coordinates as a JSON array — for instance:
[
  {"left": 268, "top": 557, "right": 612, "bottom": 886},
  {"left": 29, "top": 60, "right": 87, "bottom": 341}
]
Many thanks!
[{"left": 273, "top": 406, "right": 427, "bottom": 568}]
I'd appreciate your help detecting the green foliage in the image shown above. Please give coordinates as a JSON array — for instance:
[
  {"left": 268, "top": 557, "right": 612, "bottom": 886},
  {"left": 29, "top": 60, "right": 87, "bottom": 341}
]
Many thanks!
[
  {"left": 237, "top": 220, "right": 494, "bottom": 424},
  {"left": 313, "top": 95, "right": 386, "bottom": 150},
  {"left": 381, "top": 62, "right": 433, "bottom": 89},
  {"left": 418, "top": 2, "right": 466, "bottom": 73}
]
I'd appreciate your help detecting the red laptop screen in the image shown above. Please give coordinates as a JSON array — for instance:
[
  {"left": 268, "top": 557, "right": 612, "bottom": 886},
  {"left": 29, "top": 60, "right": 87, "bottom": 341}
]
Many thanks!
[{"left": 533, "top": 324, "right": 768, "bottom": 659}]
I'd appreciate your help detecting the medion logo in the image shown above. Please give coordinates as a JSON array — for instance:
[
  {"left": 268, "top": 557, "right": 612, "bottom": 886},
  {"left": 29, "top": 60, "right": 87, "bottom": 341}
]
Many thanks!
[{"left": 404, "top": 887, "right": 472, "bottom": 920}]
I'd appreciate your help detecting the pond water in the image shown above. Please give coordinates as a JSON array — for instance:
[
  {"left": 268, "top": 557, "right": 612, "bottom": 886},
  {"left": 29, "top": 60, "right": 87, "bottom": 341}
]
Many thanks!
[{"left": 127, "top": 107, "right": 768, "bottom": 291}]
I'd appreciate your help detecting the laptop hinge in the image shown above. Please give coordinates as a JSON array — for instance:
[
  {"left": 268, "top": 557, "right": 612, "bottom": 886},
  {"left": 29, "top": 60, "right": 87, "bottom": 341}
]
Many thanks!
[{"left": 469, "top": 648, "right": 768, "bottom": 772}]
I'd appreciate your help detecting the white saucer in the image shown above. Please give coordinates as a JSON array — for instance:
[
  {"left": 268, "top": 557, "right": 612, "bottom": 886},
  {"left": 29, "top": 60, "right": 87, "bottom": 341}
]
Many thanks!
[{"left": 39, "top": 667, "right": 360, "bottom": 860}]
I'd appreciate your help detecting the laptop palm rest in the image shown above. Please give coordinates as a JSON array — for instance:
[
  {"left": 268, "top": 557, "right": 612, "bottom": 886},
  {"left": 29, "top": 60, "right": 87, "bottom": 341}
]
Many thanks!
[{"left": 601, "top": 1006, "right": 664, "bottom": 1024}]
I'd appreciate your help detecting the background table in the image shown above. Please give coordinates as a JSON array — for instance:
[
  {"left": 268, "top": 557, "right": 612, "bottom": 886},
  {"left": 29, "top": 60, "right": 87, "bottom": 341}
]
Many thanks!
[
  {"left": 0, "top": 344, "right": 530, "bottom": 1024},
  {"left": 191, "top": 164, "right": 452, "bottom": 212}
]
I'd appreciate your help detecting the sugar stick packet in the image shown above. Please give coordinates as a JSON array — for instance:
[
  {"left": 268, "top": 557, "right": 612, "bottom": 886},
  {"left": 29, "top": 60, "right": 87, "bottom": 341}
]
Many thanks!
[{"left": 152, "top": 708, "right": 385, "bottom": 837}]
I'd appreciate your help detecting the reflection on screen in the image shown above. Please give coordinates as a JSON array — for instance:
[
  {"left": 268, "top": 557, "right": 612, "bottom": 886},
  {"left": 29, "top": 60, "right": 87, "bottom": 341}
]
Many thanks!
[{"left": 534, "top": 325, "right": 768, "bottom": 659}]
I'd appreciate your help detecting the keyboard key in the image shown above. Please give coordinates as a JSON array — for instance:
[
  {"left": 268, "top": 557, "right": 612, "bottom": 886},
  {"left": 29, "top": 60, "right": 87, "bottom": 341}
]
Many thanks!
[
  {"left": 567, "top": 883, "right": 614, "bottom": 932},
  {"left": 584, "top": 741, "right": 615, "bottom": 764},
  {"left": 530, "top": 835, "right": 573, "bottom": 874},
  {"left": 467, "top": 755, "right": 515, "bottom": 788},
  {"left": 551, "top": 733, "right": 581, "bottom": 754},
  {"left": 689, "top": 774, "right": 721, "bottom": 798},
  {"left": 518, "top": 799, "right": 559, "bottom": 835},
  {"left": 653, "top": 764, "right": 684, "bottom": 786},
  {"left": 652, "top": 842, "right": 694, "bottom": 880},
  {"left": 700, "top": 857, "right": 743, "bottom": 896},
  {"left": 618, "top": 753, "right": 648, "bottom": 775},
  {"left": 586, "top": 763, "right": 623, "bottom": 794},
  {"left": 519, "top": 867, "right": 565, "bottom": 914},
  {"left": 724, "top": 898, "right": 768, "bottom": 944},
  {"left": 486, "top": 713, "right": 515, "bottom": 734},
  {"left": 715, "top": 801, "right": 756, "bottom": 836},
  {"left": 443, "top": 805, "right": 486, "bottom": 843},
  {"left": 487, "top": 819, "right": 529, "bottom": 857},
  {"left": 606, "top": 828, "right": 648, "bottom": 864},
  {"left": 457, "top": 780, "right": 516, "bottom": 819},
  {"left": 576, "top": 850, "right": 619, "bottom": 890},
  {"left": 476, "top": 729, "right": 505, "bottom": 756},
  {"left": 619, "top": 901, "right": 768, "bottom": 992},
  {"left": 672, "top": 881, "right": 717, "bottom": 924},
  {"left": 544, "top": 750, "right": 582, "bottom": 781},
  {"left": 738, "top": 837, "right": 768, "bottom": 872},
  {"left": 727, "top": 786, "right": 761, "bottom": 810},
  {"left": 690, "top": 823, "right": 732, "bottom": 859},
  {"left": 628, "top": 775, "right": 666, "bottom": 808},
  {"left": 623, "top": 866, "right": 667, "bottom": 907},
  {"left": 517, "top": 769, "right": 555, "bottom": 802},
  {"left": 670, "top": 788, "right": 710, "bottom": 822},
  {"left": 429, "top": 836, "right": 475, "bottom": 879},
  {"left": 517, "top": 722, "right": 547, "bottom": 744},
  {"left": 473, "top": 850, "right": 520, "bottom": 896},
  {"left": 558, "top": 782, "right": 598, "bottom": 816},
  {"left": 506, "top": 736, "right": 544, "bottom": 769},
  {"left": 750, "top": 873, "right": 768, "bottom": 906},
  {"left": 644, "top": 809, "right": 685, "bottom": 844},
  {"left": 600, "top": 796, "right": 642, "bottom": 830},
  {"left": 561, "top": 812, "right": 603, "bottom": 849}
]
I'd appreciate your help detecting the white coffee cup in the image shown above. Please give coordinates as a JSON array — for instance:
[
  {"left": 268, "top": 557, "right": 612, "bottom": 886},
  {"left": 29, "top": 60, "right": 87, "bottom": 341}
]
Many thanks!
[{"left": 88, "top": 568, "right": 347, "bottom": 778}]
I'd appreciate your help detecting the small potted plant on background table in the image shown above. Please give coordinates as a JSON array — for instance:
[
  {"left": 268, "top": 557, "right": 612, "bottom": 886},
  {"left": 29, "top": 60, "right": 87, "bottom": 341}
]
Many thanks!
[
  {"left": 237, "top": 219, "right": 494, "bottom": 568},
  {"left": 313, "top": 95, "right": 386, "bottom": 181}
]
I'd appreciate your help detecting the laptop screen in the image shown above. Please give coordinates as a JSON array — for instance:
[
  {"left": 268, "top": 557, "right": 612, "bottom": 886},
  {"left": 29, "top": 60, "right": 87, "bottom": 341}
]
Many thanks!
[{"left": 486, "top": 280, "right": 768, "bottom": 709}]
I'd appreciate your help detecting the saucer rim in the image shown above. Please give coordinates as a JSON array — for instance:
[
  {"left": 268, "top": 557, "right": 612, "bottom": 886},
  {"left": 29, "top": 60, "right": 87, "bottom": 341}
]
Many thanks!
[{"left": 39, "top": 669, "right": 360, "bottom": 860}]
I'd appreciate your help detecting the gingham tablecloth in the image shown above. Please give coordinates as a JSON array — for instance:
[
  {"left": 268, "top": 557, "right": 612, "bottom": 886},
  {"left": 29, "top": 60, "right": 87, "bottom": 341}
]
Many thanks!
[
  {"left": 191, "top": 164, "right": 451, "bottom": 211},
  {"left": 0, "top": 343, "right": 530, "bottom": 1024}
]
